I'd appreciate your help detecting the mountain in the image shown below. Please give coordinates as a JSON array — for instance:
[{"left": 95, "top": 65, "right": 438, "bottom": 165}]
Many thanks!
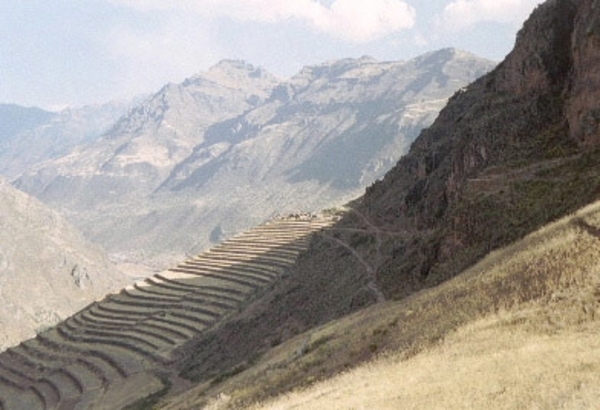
[
  {"left": 151, "top": 0, "right": 600, "bottom": 405},
  {"left": 0, "top": 101, "right": 134, "bottom": 179},
  {"left": 163, "top": 49, "right": 486, "bottom": 193},
  {"left": 14, "top": 51, "right": 494, "bottom": 273},
  {"left": 212, "top": 197, "right": 600, "bottom": 410},
  {"left": 2, "top": 1, "right": 600, "bottom": 407},
  {"left": 0, "top": 104, "right": 56, "bottom": 141},
  {"left": 14, "top": 60, "right": 282, "bottom": 271},
  {"left": 0, "top": 179, "right": 128, "bottom": 351}
]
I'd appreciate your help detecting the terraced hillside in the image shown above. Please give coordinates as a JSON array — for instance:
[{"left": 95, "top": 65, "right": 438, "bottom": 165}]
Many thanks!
[{"left": 0, "top": 216, "right": 333, "bottom": 410}]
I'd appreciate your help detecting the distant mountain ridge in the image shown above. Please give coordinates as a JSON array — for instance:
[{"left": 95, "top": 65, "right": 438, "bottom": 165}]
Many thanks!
[
  {"left": 0, "top": 104, "right": 55, "bottom": 140},
  {"left": 11, "top": 50, "right": 495, "bottom": 273},
  {"left": 0, "top": 101, "right": 134, "bottom": 179}
]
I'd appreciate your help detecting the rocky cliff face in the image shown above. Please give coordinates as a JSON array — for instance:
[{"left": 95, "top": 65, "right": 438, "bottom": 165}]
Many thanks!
[
  {"left": 567, "top": 0, "right": 600, "bottom": 144},
  {"left": 175, "top": 0, "right": 600, "bottom": 384},
  {"left": 353, "top": 0, "right": 600, "bottom": 296},
  {"left": 0, "top": 179, "right": 128, "bottom": 351},
  {"left": 14, "top": 51, "right": 494, "bottom": 272},
  {"left": 357, "top": 1, "right": 600, "bottom": 296},
  {"left": 494, "top": 1, "right": 576, "bottom": 94}
]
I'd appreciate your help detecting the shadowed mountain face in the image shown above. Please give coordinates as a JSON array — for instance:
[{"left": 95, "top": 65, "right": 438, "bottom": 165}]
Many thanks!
[
  {"left": 357, "top": 0, "right": 591, "bottom": 295},
  {"left": 0, "top": 180, "right": 128, "bottom": 351},
  {"left": 13, "top": 51, "right": 494, "bottom": 273},
  {"left": 294, "top": 0, "right": 600, "bottom": 302}
]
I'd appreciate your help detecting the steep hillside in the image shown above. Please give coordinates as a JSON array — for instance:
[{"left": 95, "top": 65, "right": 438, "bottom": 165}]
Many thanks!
[
  {"left": 15, "top": 51, "right": 494, "bottom": 272},
  {"left": 0, "top": 179, "right": 128, "bottom": 351},
  {"left": 354, "top": 0, "right": 590, "bottom": 295},
  {"left": 0, "top": 217, "right": 332, "bottom": 409},
  {"left": 148, "top": 0, "right": 600, "bottom": 406},
  {"left": 0, "top": 101, "right": 133, "bottom": 179},
  {"left": 165, "top": 191, "right": 600, "bottom": 410},
  {"left": 250, "top": 199, "right": 600, "bottom": 409}
]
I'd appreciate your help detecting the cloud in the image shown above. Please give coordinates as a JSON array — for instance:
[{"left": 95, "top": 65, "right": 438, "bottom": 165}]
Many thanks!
[
  {"left": 103, "top": 17, "right": 220, "bottom": 99},
  {"left": 109, "top": 0, "right": 416, "bottom": 42},
  {"left": 438, "top": 0, "right": 543, "bottom": 31},
  {"left": 316, "top": 0, "right": 416, "bottom": 42}
]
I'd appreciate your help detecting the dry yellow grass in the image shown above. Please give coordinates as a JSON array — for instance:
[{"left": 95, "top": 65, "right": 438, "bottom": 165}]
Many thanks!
[
  {"left": 251, "top": 313, "right": 600, "bottom": 410},
  {"left": 161, "top": 200, "right": 600, "bottom": 409},
  {"left": 245, "top": 201, "right": 600, "bottom": 410}
]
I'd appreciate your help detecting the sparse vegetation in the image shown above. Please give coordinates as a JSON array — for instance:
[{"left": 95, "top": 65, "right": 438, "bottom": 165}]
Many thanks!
[
  {"left": 158, "top": 200, "right": 600, "bottom": 409},
  {"left": 241, "top": 200, "right": 600, "bottom": 410}
]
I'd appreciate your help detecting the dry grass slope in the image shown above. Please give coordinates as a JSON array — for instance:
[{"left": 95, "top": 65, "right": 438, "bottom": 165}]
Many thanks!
[
  {"left": 163, "top": 200, "right": 600, "bottom": 409},
  {"left": 252, "top": 314, "right": 600, "bottom": 410}
]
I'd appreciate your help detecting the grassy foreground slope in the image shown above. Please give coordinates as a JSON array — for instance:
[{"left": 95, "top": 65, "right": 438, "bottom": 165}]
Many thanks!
[
  {"left": 162, "top": 199, "right": 600, "bottom": 409},
  {"left": 254, "top": 314, "right": 600, "bottom": 410},
  {"left": 251, "top": 201, "right": 600, "bottom": 409}
]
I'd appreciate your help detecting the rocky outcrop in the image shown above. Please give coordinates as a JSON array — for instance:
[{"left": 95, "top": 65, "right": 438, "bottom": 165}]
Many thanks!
[
  {"left": 567, "top": 0, "right": 600, "bottom": 144},
  {"left": 356, "top": 0, "right": 600, "bottom": 296},
  {"left": 494, "top": 0, "right": 576, "bottom": 94},
  {"left": 0, "top": 179, "right": 128, "bottom": 351}
]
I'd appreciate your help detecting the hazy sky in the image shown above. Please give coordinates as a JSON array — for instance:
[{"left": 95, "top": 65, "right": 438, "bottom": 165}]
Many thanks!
[{"left": 1, "top": 0, "right": 543, "bottom": 110}]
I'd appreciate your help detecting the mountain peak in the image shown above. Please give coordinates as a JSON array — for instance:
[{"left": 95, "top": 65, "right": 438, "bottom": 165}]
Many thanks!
[
  {"left": 182, "top": 59, "right": 279, "bottom": 91},
  {"left": 207, "top": 59, "right": 276, "bottom": 80},
  {"left": 301, "top": 55, "right": 378, "bottom": 72},
  {"left": 210, "top": 59, "right": 253, "bottom": 71},
  {"left": 412, "top": 47, "right": 488, "bottom": 69},
  {"left": 492, "top": 0, "right": 576, "bottom": 95}
]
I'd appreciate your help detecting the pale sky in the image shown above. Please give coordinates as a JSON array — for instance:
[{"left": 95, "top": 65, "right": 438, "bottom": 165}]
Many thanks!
[{"left": 0, "top": 0, "right": 543, "bottom": 110}]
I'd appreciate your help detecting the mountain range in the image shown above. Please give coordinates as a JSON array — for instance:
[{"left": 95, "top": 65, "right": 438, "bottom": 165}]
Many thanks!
[
  {"left": 185, "top": 0, "right": 598, "bottom": 361},
  {"left": 1, "top": 0, "right": 600, "bottom": 408},
  {"left": 11, "top": 49, "right": 494, "bottom": 273},
  {"left": 0, "top": 101, "right": 135, "bottom": 179}
]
